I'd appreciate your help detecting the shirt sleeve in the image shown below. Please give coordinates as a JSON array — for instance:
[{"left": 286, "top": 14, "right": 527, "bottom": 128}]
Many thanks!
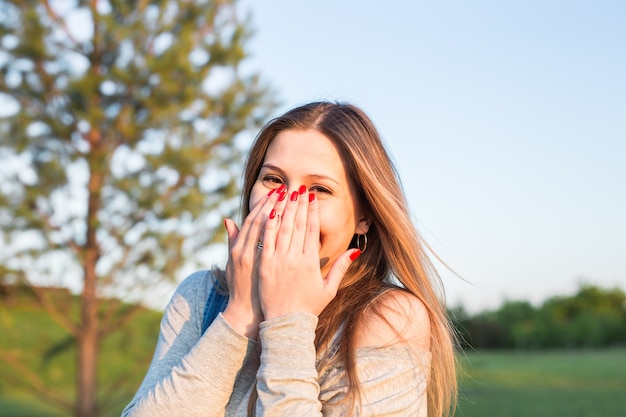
[
  {"left": 319, "top": 345, "right": 431, "bottom": 417},
  {"left": 255, "top": 314, "right": 430, "bottom": 417},
  {"left": 255, "top": 313, "right": 322, "bottom": 416},
  {"left": 121, "top": 271, "right": 255, "bottom": 417}
]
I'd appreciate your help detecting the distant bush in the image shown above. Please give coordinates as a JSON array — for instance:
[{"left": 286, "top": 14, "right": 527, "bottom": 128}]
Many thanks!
[{"left": 449, "top": 284, "right": 626, "bottom": 350}]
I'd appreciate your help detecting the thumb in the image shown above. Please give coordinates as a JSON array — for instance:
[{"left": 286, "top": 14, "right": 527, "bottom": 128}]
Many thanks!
[
  {"left": 224, "top": 218, "right": 240, "bottom": 247},
  {"left": 324, "top": 249, "right": 362, "bottom": 294}
]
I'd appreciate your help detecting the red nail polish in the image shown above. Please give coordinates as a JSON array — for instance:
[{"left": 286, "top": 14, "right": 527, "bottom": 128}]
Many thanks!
[
  {"left": 308, "top": 192, "right": 315, "bottom": 202},
  {"left": 269, "top": 209, "right": 276, "bottom": 219},
  {"left": 349, "top": 249, "right": 362, "bottom": 261},
  {"left": 278, "top": 191, "right": 287, "bottom": 201},
  {"left": 298, "top": 185, "right": 306, "bottom": 195},
  {"left": 290, "top": 191, "right": 298, "bottom": 202},
  {"left": 267, "top": 188, "right": 277, "bottom": 197},
  {"left": 277, "top": 184, "right": 286, "bottom": 194}
]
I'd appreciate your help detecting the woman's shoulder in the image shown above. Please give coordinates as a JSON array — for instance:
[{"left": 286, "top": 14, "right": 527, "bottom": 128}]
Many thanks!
[
  {"left": 170, "top": 269, "right": 218, "bottom": 307},
  {"left": 354, "top": 288, "right": 431, "bottom": 351}
]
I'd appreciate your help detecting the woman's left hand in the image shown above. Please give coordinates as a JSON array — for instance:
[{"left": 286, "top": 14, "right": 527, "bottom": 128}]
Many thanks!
[{"left": 257, "top": 186, "right": 358, "bottom": 319}]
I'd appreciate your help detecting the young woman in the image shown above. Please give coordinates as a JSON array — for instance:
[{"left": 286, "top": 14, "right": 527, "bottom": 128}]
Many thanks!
[{"left": 122, "top": 102, "right": 457, "bottom": 417}]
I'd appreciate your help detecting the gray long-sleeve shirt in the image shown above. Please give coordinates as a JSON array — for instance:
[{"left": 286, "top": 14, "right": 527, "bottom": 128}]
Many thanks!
[{"left": 122, "top": 271, "right": 430, "bottom": 416}]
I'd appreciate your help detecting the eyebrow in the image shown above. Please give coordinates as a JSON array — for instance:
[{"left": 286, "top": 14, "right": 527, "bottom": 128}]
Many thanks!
[{"left": 261, "top": 164, "right": 340, "bottom": 185}]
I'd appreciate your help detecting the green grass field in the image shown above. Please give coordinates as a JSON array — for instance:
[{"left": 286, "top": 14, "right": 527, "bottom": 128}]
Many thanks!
[
  {"left": 2, "top": 291, "right": 625, "bottom": 416},
  {"left": 3, "top": 349, "right": 625, "bottom": 416},
  {"left": 456, "top": 349, "right": 626, "bottom": 417},
  {"left": 0, "top": 291, "right": 162, "bottom": 417}
]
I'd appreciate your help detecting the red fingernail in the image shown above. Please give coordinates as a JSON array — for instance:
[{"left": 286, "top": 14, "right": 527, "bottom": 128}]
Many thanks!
[
  {"left": 298, "top": 185, "right": 306, "bottom": 195},
  {"left": 267, "top": 188, "right": 277, "bottom": 197},
  {"left": 349, "top": 249, "right": 362, "bottom": 261},
  {"left": 278, "top": 191, "right": 287, "bottom": 201},
  {"left": 308, "top": 192, "right": 315, "bottom": 202},
  {"left": 290, "top": 191, "right": 298, "bottom": 201},
  {"left": 277, "top": 184, "right": 286, "bottom": 194},
  {"left": 269, "top": 209, "right": 276, "bottom": 219}
]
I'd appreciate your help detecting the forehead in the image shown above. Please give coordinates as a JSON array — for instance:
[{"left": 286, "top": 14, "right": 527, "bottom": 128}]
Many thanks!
[{"left": 263, "top": 129, "right": 348, "bottom": 177}]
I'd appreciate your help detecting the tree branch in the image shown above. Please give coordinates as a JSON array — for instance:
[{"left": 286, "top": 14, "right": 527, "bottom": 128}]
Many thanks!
[
  {"left": 20, "top": 273, "right": 79, "bottom": 337},
  {"left": 42, "top": 0, "right": 81, "bottom": 48},
  {"left": 96, "top": 354, "right": 153, "bottom": 414},
  {"left": 99, "top": 300, "right": 143, "bottom": 336},
  {"left": 0, "top": 350, "right": 74, "bottom": 413},
  {"left": 35, "top": 197, "right": 82, "bottom": 256}
]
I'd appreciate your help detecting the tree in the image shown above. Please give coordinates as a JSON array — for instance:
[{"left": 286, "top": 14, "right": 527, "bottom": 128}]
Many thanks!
[
  {"left": 494, "top": 300, "right": 535, "bottom": 348},
  {"left": 0, "top": 1, "right": 275, "bottom": 416},
  {"left": 452, "top": 284, "right": 626, "bottom": 350},
  {"left": 537, "top": 284, "right": 626, "bottom": 348}
]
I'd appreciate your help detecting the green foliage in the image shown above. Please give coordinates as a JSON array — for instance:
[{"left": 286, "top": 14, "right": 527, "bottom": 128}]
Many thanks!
[
  {"left": 0, "top": 0, "right": 276, "bottom": 289},
  {"left": 452, "top": 284, "right": 626, "bottom": 350}
]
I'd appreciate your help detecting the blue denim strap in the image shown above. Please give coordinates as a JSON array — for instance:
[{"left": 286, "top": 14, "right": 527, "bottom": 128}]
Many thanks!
[{"left": 202, "top": 283, "right": 229, "bottom": 334}]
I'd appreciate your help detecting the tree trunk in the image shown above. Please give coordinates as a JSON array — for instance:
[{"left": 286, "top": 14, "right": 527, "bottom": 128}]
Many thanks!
[
  {"left": 77, "top": 270, "right": 99, "bottom": 417},
  {"left": 77, "top": 135, "right": 104, "bottom": 417}
]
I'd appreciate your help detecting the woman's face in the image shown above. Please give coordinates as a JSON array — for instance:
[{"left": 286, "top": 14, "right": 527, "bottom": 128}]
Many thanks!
[{"left": 249, "top": 128, "right": 368, "bottom": 275}]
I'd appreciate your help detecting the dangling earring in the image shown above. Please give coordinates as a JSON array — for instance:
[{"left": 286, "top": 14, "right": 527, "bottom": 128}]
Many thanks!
[{"left": 356, "top": 233, "right": 368, "bottom": 253}]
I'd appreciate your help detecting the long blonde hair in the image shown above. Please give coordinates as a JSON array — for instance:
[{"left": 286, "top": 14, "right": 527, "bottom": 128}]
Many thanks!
[{"left": 234, "top": 102, "right": 457, "bottom": 416}]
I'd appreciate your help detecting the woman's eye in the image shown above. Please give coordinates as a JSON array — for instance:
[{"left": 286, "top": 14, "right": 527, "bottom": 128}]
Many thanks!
[
  {"left": 311, "top": 186, "right": 331, "bottom": 195},
  {"left": 262, "top": 176, "right": 283, "bottom": 185}
]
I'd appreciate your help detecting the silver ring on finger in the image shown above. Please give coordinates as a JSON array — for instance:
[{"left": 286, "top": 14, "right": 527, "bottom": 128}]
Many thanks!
[{"left": 257, "top": 241, "right": 263, "bottom": 250}]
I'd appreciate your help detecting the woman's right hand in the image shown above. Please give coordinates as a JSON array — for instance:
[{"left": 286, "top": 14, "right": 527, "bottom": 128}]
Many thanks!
[{"left": 221, "top": 185, "right": 285, "bottom": 339}]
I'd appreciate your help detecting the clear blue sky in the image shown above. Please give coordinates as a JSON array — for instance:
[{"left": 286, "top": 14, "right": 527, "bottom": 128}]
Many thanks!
[
  {"left": 239, "top": 0, "right": 626, "bottom": 311},
  {"left": 1, "top": 1, "right": 623, "bottom": 312}
]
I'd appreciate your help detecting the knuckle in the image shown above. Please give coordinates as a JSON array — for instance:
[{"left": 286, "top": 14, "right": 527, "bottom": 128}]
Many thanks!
[{"left": 249, "top": 215, "right": 264, "bottom": 228}]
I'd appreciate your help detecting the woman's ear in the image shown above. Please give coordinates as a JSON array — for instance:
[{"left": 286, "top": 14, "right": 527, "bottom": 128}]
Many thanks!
[{"left": 355, "top": 217, "right": 370, "bottom": 235}]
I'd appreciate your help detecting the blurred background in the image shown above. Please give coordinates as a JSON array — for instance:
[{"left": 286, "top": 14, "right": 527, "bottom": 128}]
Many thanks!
[
  {"left": 239, "top": 0, "right": 626, "bottom": 312},
  {"left": 1, "top": 1, "right": 624, "bottom": 416}
]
